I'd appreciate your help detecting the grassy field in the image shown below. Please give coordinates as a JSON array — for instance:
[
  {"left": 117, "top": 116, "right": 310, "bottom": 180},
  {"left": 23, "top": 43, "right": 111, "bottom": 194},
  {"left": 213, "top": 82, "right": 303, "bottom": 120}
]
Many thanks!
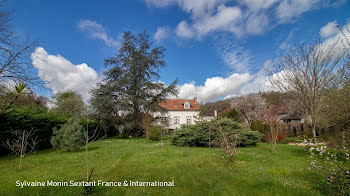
[{"left": 0, "top": 137, "right": 323, "bottom": 196}]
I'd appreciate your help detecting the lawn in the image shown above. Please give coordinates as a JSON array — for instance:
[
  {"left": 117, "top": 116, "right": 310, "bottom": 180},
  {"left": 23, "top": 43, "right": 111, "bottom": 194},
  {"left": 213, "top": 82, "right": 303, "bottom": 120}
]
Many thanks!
[{"left": 0, "top": 137, "right": 323, "bottom": 195}]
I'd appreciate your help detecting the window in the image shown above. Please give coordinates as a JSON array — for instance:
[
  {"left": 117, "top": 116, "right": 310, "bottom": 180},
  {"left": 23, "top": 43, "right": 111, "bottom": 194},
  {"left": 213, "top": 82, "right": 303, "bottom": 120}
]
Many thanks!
[
  {"left": 186, "top": 116, "right": 192, "bottom": 125},
  {"left": 184, "top": 101, "right": 190, "bottom": 109},
  {"left": 174, "top": 116, "right": 180, "bottom": 125}
]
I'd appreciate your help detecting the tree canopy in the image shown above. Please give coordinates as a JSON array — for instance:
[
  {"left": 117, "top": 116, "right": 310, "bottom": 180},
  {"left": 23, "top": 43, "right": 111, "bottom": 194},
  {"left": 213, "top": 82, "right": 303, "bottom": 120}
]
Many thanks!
[{"left": 91, "top": 31, "right": 178, "bottom": 136}]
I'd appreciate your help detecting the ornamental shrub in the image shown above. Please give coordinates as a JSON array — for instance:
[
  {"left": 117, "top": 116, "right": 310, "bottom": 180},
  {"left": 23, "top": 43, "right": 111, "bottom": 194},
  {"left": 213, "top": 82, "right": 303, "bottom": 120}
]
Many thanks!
[
  {"left": 50, "top": 117, "right": 85, "bottom": 151},
  {"left": 307, "top": 145, "right": 350, "bottom": 195},
  {"left": 171, "top": 118, "right": 262, "bottom": 147},
  {"left": 146, "top": 125, "right": 162, "bottom": 141}
]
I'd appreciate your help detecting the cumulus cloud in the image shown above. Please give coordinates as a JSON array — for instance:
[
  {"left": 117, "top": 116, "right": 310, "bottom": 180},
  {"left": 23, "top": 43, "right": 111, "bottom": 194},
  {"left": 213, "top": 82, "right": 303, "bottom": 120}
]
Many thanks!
[
  {"left": 31, "top": 47, "right": 100, "bottom": 101},
  {"left": 320, "top": 21, "right": 339, "bottom": 38},
  {"left": 175, "top": 70, "right": 276, "bottom": 103},
  {"left": 175, "top": 21, "right": 195, "bottom": 38},
  {"left": 146, "top": 0, "right": 345, "bottom": 39},
  {"left": 77, "top": 19, "right": 120, "bottom": 48},
  {"left": 154, "top": 26, "right": 171, "bottom": 42}
]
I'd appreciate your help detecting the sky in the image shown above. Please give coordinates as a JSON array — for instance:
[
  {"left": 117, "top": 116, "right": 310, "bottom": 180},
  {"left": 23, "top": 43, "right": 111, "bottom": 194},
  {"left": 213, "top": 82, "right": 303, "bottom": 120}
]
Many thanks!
[{"left": 6, "top": 0, "right": 350, "bottom": 103}]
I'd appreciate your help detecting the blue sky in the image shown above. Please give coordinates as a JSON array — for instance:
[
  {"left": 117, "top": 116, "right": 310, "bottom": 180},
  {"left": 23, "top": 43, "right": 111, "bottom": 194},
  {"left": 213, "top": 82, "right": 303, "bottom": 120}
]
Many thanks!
[{"left": 7, "top": 0, "right": 350, "bottom": 103}]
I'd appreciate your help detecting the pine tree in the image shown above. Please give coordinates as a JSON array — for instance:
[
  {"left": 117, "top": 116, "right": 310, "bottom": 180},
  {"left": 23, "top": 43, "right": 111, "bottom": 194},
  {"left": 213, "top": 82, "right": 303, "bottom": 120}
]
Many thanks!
[
  {"left": 91, "top": 31, "right": 178, "bottom": 136},
  {"left": 50, "top": 117, "right": 85, "bottom": 151}
]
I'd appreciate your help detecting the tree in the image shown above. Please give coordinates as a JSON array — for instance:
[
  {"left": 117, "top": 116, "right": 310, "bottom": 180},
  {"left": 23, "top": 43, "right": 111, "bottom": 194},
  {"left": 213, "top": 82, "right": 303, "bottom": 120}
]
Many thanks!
[
  {"left": 268, "top": 39, "right": 349, "bottom": 144},
  {"left": 2, "top": 129, "right": 39, "bottom": 170},
  {"left": 52, "top": 91, "right": 85, "bottom": 116},
  {"left": 222, "top": 108, "right": 240, "bottom": 122},
  {"left": 0, "top": 3, "right": 39, "bottom": 86},
  {"left": 50, "top": 117, "right": 85, "bottom": 152},
  {"left": 0, "top": 82, "right": 26, "bottom": 114},
  {"left": 231, "top": 94, "right": 266, "bottom": 125},
  {"left": 91, "top": 31, "right": 178, "bottom": 136}
]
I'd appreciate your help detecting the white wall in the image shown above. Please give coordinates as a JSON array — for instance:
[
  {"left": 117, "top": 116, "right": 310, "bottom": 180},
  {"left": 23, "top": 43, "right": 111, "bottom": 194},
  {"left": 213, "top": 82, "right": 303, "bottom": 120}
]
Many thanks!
[{"left": 154, "top": 110, "right": 200, "bottom": 130}]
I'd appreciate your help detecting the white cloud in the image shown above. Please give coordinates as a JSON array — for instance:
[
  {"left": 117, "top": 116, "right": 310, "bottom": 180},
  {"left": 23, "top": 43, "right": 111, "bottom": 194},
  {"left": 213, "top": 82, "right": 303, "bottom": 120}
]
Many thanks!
[
  {"left": 31, "top": 47, "right": 100, "bottom": 101},
  {"left": 175, "top": 21, "right": 195, "bottom": 38},
  {"left": 176, "top": 73, "right": 251, "bottom": 103},
  {"left": 322, "top": 22, "right": 350, "bottom": 49},
  {"left": 246, "top": 13, "right": 269, "bottom": 35},
  {"left": 146, "top": 0, "right": 345, "bottom": 39},
  {"left": 144, "top": 0, "right": 177, "bottom": 8},
  {"left": 241, "top": 0, "right": 278, "bottom": 11},
  {"left": 320, "top": 21, "right": 339, "bottom": 38},
  {"left": 77, "top": 19, "right": 120, "bottom": 48},
  {"left": 154, "top": 26, "right": 171, "bottom": 42},
  {"left": 276, "top": 0, "right": 320, "bottom": 22},
  {"left": 175, "top": 70, "right": 278, "bottom": 103},
  {"left": 217, "top": 43, "right": 253, "bottom": 72}
]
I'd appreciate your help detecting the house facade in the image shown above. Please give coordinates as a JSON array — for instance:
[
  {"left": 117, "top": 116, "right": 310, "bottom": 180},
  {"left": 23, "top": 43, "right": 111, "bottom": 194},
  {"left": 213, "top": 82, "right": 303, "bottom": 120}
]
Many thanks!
[{"left": 156, "top": 98, "right": 200, "bottom": 130}]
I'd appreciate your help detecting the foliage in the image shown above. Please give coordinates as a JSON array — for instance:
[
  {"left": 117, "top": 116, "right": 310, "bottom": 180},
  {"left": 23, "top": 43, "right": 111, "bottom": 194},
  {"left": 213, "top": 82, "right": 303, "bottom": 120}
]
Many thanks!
[
  {"left": 319, "top": 69, "right": 350, "bottom": 148},
  {"left": 52, "top": 91, "right": 86, "bottom": 116},
  {"left": 264, "top": 132, "right": 288, "bottom": 143},
  {"left": 268, "top": 39, "right": 349, "bottom": 143},
  {"left": 222, "top": 108, "right": 241, "bottom": 122},
  {"left": 0, "top": 86, "right": 47, "bottom": 108},
  {"left": 251, "top": 120, "right": 270, "bottom": 134},
  {"left": 0, "top": 106, "right": 68, "bottom": 155},
  {"left": 199, "top": 99, "right": 231, "bottom": 116},
  {"left": 50, "top": 117, "right": 85, "bottom": 152},
  {"left": 307, "top": 145, "right": 350, "bottom": 195},
  {"left": 171, "top": 118, "right": 262, "bottom": 147},
  {"left": 145, "top": 124, "right": 162, "bottom": 141},
  {"left": 91, "top": 31, "right": 178, "bottom": 136},
  {"left": 0, "top": 82, "right": 27, "bottom": 114},
  {"left": 231, "top": 94, "right": 266, "bottom": 124}
]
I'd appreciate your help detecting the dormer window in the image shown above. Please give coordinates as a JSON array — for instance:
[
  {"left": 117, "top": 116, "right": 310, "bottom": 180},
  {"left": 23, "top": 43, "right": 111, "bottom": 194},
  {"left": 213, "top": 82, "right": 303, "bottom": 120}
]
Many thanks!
[{"left": 184, "top": 101, "right": 190, "bottom": 109}]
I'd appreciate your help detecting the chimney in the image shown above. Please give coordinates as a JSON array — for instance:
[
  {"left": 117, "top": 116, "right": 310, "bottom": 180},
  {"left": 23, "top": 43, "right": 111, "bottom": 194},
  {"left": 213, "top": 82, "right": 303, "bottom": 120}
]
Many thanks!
[
  {"left": 214, "top": 110, "right": 217, "bottom": 117},
  {"left": 194, "top": 97, "right": 197, "bottom": 104}
]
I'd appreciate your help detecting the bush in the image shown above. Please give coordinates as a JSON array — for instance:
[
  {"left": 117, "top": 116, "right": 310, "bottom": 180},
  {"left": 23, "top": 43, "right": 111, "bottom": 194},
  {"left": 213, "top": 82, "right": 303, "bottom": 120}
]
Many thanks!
[
  {"left": 171, "top": 118, "right": 262, "bottom": 147},
  {"left": 51, "top": 117, "right": 85, "bottom": 151},
  {"left": 146, "top": 125, "right": 162, "bottom": 141},
  {"left": 308, "top": 145, "right": 350, "bottom": 195},
  {"left": 0, "top": 106, "right": 69, "bottom": 155}
]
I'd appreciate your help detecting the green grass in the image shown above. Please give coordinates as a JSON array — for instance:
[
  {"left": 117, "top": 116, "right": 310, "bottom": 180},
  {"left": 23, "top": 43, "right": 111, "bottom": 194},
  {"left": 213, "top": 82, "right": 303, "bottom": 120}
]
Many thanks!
[{"left": 0, "top": 138, "right": 323, "bottom": 196}]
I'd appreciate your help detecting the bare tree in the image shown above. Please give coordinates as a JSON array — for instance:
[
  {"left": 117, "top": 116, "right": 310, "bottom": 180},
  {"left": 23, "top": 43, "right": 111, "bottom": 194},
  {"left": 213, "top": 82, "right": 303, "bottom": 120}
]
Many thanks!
[
  {"left": 84, "top": 115, "right": 102, "bottom": 182},
  {"left": 231, "top": 94, "right": 267, "bottom": 125},
  {"left": 268, "top": 39, "right": 349, "bottom": 144},
  {"left": 2, "top": 129, "right": 39, "bottom": 170},
  {"left": 217, "top": 126, "right": 240, "bottom": 163},
  {"left": 0, "top": 5, "right": 39, "bottom": 86}
]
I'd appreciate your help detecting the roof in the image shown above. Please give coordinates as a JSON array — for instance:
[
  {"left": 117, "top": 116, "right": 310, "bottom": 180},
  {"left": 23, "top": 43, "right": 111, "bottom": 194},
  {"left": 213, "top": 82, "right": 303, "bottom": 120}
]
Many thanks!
[
  {"left": 269, "top": 105, "right": 287, "bottom": 116},
  {"left": 158, "top": 98, "right": 200, "bottom": 111}
]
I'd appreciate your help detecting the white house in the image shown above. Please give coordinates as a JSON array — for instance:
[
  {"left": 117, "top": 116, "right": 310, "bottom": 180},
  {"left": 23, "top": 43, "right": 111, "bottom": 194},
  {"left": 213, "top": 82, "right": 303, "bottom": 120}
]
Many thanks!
[{"left": 156, "top": 98, "right": 200, "bottom": 130}]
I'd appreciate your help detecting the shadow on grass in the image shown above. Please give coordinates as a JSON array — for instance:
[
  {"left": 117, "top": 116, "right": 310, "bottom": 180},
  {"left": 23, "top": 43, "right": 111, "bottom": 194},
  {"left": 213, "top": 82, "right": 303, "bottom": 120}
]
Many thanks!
[
  {"left": 56, "top": 146, "right": 100, "bottom": 154},
  {"left": 288, "top": 146, "right": 307, "bottom": 157}
]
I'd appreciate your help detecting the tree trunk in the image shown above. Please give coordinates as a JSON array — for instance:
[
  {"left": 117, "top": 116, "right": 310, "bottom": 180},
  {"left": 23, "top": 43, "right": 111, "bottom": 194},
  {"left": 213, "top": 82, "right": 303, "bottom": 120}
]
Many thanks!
[
  {"left": 0, "top": 93, "right": 20, "bottom": 115},
  {"left": 208, "top": 127, "right": 211, "bottom": 148},
  {"left": 312, "top": 126, "right": 317, "bottom": 144},
  {"left": 19, "top": 131, "right": 25, "bottom": 170},
  {"left": 86, "top": 117, "right": 89, "bottom": 181}
]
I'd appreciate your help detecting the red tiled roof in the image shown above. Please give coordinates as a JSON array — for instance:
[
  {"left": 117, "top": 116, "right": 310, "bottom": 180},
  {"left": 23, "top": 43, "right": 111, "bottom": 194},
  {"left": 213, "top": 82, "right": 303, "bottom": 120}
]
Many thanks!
[{"left": 158, "top": 98, "right": 200, "bottom": 111}]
